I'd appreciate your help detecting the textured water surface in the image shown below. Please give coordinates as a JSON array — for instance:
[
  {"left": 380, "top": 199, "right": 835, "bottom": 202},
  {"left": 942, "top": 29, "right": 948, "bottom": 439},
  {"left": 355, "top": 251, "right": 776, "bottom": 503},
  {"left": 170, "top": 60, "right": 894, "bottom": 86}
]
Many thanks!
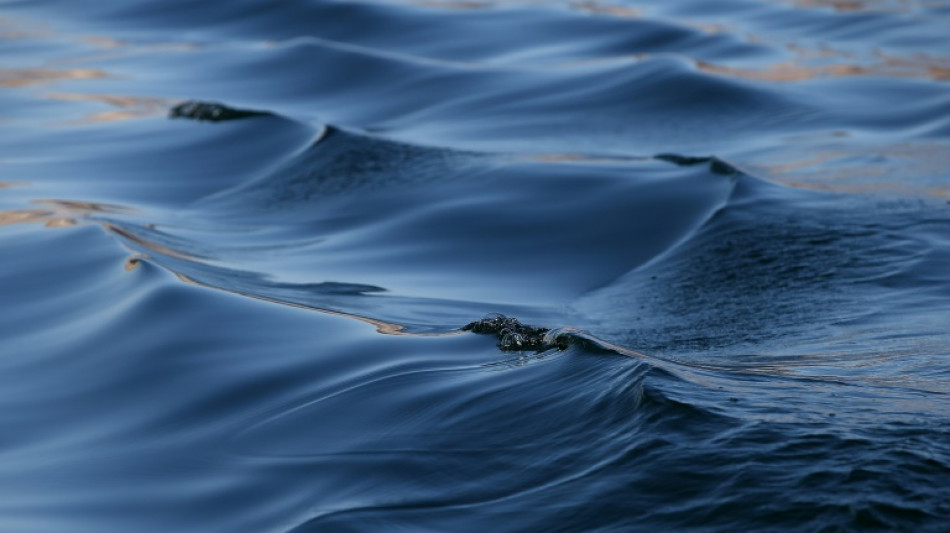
[{"left": 1, "top": 0, "right": 949, "bottom": 531}]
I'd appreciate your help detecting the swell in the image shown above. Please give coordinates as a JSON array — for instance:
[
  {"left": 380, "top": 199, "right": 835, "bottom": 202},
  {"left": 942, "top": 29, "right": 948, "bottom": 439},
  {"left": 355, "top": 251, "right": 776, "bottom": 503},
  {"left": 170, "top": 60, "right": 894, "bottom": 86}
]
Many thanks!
[
  {"left": 11, "top": 0, "right": 949, "bottom": 150},
  {"left": 3, "top": 3, "right": 950, "bottom": 533},
  {"left": 9, "top": 99, "right": 946, "bottom": 377},
  {"left": 0, "top": 100, "right": 764, "bottom": 360},
  {"left": 91, "top": 108, "right": 753, "bottom": 335},
  {"left": 10, "top": 198, "right": 947, "bottom": 532},
  {"left": 226, "top": 342, "right": 739, "bottom": 530}
]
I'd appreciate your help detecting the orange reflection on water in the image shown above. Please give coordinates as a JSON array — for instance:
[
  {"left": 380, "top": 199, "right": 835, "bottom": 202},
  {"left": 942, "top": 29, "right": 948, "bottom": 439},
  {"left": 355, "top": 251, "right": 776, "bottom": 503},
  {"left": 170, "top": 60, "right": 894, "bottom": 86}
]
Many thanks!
[
  {"left": 169, "top": 268, "right": 440, "bottom": 337},
  {"left": 766, "top": 0, "right": 921, "bottom": 13},
  {"left": 779, "top": 180, "right": 904, "bottom": 195},
  {"left": 751, "top": 141, "right": 950, "bottom": 197},
  {"left": 104, "top": 224, "right": 199, "bottom": 262},
  {"left": 0, "top": 208, "right": 78, "bottom": 228},
  {"left": 34, "top": 199, "right": 134, "bottom": 213},
  {"left": 45, "top": 92, "right": 171, "bottom": 124},
  {"left": 56, "top": 36, "right": 202, "bottom": 67},
  {"left": 0, "top": 199, "right": 131, "bottom": 228},
  {"left": 124, "top": 256, "right": 144, "bottom": 271},
  {"left": 696, "top": 50, "right": 950, "bottom": 82},
  {"left": 0, "top": 208, "right": 58, "bottom": 227},
  {"left": 0, "top": 68, "right": 107, "bottom": 88}
]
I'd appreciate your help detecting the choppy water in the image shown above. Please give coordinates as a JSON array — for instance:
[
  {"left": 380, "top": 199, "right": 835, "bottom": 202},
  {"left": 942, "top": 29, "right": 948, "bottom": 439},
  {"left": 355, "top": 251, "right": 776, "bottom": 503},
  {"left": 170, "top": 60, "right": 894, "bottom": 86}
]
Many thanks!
[{"left": 2, "top": 0, "right": 950, "bottom": 531}]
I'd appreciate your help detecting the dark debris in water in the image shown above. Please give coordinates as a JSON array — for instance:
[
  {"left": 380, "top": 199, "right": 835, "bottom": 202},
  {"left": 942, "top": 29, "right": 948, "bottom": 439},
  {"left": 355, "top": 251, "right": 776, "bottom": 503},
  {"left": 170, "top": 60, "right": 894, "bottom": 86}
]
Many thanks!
[
  {"left": 169, "top": 100, "right": 272, "bottom": 122},
  {"left": 462, "top": 314, "right": 553, "bottom": 351},
  {"left": 655, "top": 153, "right": 739, "bottom": 176}
]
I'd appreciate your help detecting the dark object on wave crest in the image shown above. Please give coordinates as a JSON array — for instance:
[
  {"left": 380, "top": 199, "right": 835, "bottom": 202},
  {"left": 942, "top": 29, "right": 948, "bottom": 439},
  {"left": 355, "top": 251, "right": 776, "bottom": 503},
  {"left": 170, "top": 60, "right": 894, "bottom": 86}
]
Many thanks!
[
  {"left": 169, "top": 100, "right": 272, "bottom": 122},
  {"left": 655, "top": 153, "right": 739, "bottom": 176},
  {"left": 462, "top": 314, "right": 552, "bottom": 351}
]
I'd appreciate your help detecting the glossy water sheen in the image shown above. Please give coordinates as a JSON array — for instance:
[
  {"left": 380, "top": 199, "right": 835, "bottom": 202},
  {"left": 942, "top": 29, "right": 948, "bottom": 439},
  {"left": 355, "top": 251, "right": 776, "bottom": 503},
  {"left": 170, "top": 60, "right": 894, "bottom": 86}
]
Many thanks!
[{"left": 1, "top": 0, "right": 949, "bottom": 531}]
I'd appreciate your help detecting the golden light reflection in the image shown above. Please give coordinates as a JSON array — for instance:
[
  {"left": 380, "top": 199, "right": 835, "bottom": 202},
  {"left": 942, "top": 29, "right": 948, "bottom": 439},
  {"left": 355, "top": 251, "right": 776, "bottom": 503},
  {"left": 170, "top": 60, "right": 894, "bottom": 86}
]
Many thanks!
[
  {"left": 779, "top": 180, "right": 904, "bottom": 194},
  {"left": 104, "top": 224, "right": 198, "bottom": 261},
  {"left": 74, "top": 34, "right": 200, "bottom": 52},
  {"left": 0, "top": 199, "right": 130, "bottom": 228},
  {"left": 34, "top": 199, "right": 134, "bottom": 213},
  {"left": 169, "top": 268, "right": 443, "bottom": 337},
  {"left": 0, "top": 208, "right": 57, "bottom": 227},
  {"left": 124, "top": 256, "right": 143, "bottom": 271},
  {"left": 766, "top": 0, "right": 919, "bottom": 13},
  {"left": 618, "top": 6, "right": 950, "bottom": 84},
  {"left": 695, "top": 53, "right": 950, "bottom": 82},
  {"left": 749, "top": 141, "right": 950, "bottom": 197},
  {"left": 44, "top": 218, "right": 78, "bottom": 228},
  {"left": 0, "top": 208, "right": 78, "bottom": 228},
  {"left": 53, "top": 37, "right": 202, "bottom": 67},
  {"left": 45, "top": 92, "right": 172, "bottom": 124},
  {"left": 0, "top": 68, "right": 108, "bottom": 88}
]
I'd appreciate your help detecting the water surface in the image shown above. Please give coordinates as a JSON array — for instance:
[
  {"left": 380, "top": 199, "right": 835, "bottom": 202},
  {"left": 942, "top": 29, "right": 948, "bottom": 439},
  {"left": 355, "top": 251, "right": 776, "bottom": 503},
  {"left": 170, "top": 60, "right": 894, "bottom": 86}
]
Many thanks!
[{"left": 1, "top": 0, "right": 949, "bottom": 531}]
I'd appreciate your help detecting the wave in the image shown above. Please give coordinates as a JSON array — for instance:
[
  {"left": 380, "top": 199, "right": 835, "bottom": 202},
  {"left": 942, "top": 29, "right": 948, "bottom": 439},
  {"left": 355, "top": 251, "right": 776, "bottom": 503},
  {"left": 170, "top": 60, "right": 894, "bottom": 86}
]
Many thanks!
[
  {"left": 95, "top": 113, "right": 745, "bottom": 331},
  {"left": 3, "top": 1, "right": 950, "bottom": 531}
]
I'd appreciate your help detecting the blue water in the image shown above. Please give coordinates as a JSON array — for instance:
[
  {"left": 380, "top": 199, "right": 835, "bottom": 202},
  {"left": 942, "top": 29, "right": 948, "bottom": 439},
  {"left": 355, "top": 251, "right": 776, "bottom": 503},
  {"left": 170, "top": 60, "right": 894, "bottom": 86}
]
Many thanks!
[{"left": 1, "top": 0, "right": 949, "bottom": 531}]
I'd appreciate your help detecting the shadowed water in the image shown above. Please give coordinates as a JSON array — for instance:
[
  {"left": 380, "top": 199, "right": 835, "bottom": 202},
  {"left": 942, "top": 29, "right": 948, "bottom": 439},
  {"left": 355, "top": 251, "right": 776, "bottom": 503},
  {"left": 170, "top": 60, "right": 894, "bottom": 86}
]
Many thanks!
[{"left": 1, "top": 0, "right": 949, "bottom": 531}]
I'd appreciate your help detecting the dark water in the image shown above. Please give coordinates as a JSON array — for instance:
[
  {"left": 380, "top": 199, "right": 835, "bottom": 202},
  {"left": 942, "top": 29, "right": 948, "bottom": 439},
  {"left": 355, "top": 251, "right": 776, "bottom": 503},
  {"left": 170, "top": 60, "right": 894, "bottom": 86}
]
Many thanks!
[{"left": 2, "top": 0, "right": 950, "bottom": 530}]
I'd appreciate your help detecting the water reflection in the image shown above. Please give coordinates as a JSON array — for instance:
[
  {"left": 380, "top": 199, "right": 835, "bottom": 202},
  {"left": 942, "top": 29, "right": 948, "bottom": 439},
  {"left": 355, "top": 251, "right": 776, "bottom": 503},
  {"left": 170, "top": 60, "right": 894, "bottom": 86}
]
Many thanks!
[
  {"left": 0, "top": 199, "right": 130, "bottom": 227},
  {"left": 0, "top": 68, "right": 107, "bottom": 88},
  {"left": 696, "top": 53, "right": 950, "bottom": 82},
  {"left": 0, "top": 16, "right": 50, "bottom": 41},
  {"left": 0, "top": 194, "right": 467, "bottom": 338},
  {"left": 46, "top": 92, "right": 171, "bottom": 124},
  {"left": 402, "top": 0, "right": 642, "bottom": 16},
  {"left": 570, "top": 1, "right": 642, "bottom": 18},
  {"left": 2, "top": 1, "right": 949, "bottom": 530},
  {"left": 749, "top": 141, "right": 950, "bottom": 197},
  {"left": 57, "top": 37, "right": 202, "bottom": 66},
  {"left": 765, "top": 0, "right": 922, "bottom": 13},
  {"left": 0, "top": 208, "right": 65, "bottom": 227}
]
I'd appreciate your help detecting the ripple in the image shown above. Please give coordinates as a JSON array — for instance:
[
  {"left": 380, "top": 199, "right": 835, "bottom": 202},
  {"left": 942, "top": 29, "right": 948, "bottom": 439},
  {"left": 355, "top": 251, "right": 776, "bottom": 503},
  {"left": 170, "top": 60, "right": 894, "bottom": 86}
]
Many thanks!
[{"left": 2, "top": 0, "right": 950, "bottom": 531}]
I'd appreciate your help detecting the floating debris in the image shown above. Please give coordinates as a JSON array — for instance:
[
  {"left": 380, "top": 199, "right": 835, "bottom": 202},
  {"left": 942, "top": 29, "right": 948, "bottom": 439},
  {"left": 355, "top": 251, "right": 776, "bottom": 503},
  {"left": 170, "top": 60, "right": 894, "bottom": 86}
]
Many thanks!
[
  {"left": 169, "top": 100, "right": 272, "bottom": 122},
  {"left": 654, "top": 153, "right": 740, "bottom": 175},
  {"left": 462, "top": 314, "right": 553, "bottom": 351}
]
